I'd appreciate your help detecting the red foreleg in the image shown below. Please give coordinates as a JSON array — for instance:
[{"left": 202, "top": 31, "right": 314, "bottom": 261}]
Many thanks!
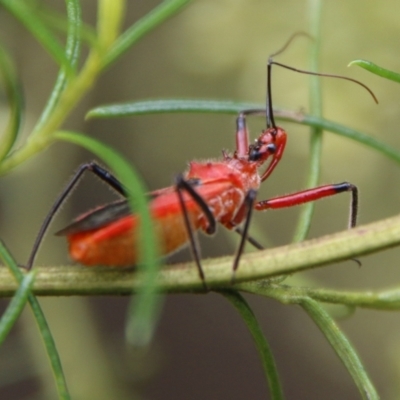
[{"left": 255, "top": 182, "right": 358, "bottom": 228}]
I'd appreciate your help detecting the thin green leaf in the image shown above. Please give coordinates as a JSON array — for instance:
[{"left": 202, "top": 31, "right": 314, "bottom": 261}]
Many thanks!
[
  {"left": 86, "top": 99, "right": 263, "bottom": 118},
  {"left": 54, "top": 130, "right": 161, "bottom": 346},
  {"left": 0, "top": 241, "right": 70, "bottom": 399},
  {"left": 0, "top": 42, "right": 23, "bottom": 162},
  {"left": 0, "top": 271, "right": 35, "bottom": 345},
  {"left": 102, "top": 0, "right": 193, "bottom": 69},
  {"left": 221, "top": 291, "right": 283, "bottom": 400},
  {"left": 349, "top": 60, "right": 400, "bottom": 83},
  {"left": 86, "top": 99, "right": 400, "bottom": 166},
  {"left": 1, "top": 0, "right": 74, "bottom": 75},
  {"left": 34, "top": 0, "right": 82, "bottom": 134},
  {"left": 59, "top": 0, "right": 81, "bottom": 69},
  {"left": 300, "top": 298, "right": 379, "bottom": 400}
]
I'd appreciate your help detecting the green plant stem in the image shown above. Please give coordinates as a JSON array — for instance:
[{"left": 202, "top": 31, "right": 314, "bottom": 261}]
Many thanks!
[
  {"left": 0, "top": 43, "right": 23, "bottom": 162},
  {"left": 0, "top": 50, "right": 102, "bottom": 175},
  {"left": 0, "top": 0, "right": 74, "bottom": 74},
  {"left": 2, "top": 213, "right": 400, "bottom": 295},
  {"left": 221, "top": 291, "right": 283, "bottom": 400},
  {"left": 300, "top": 298, "right": 378, "bottom": 400},
  {"left": 86, "top": 98, "right": 397, "bottom": 165},
  {"left": 0, "top": 241, "right": 70, "bottom": 399},
  {"left": 34, "top": 0, "right": 82, "bottom": 134},
  {"left": 0, "top": 1, "right": 193, "bottom": 177},
  {"left": 239, "top": 281, "right": 400, "bottom": 310},
  {"left": 102, "top": 0, "right": 193, "bottom": 69},
  {"left": 293, "top": 0, "right": 323, "bottom": 242},
  {"left": 0, "top": 271, "right": 35, "bottom": 344},
  {"left": 0, "top": 0, "right": 125, "bottom": 175},
  {"left": 97, "top": 0, "right": 124, "bottom": 49}
]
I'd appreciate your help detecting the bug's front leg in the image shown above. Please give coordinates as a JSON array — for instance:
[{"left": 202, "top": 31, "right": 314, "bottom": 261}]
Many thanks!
[{"left": 255, "top": 182, "right": 358, "bottom": 228}]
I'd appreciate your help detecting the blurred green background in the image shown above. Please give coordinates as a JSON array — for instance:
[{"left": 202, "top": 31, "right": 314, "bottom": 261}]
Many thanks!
[{"left": 1, "top": 0, "right": 400, "bottom": 398}]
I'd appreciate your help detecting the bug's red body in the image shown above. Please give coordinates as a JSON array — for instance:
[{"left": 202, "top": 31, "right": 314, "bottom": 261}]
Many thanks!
[
  {"left": 62, "top": 127, "right": 288, "bottom": 266},
  {"left": 58, "top": 116, "right": 356, "bottom": 270}
]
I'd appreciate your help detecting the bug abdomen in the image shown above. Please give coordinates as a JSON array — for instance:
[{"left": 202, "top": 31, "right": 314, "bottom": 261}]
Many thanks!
[{"left": 66, "top": 209, "right": 201, "bottom": 267}]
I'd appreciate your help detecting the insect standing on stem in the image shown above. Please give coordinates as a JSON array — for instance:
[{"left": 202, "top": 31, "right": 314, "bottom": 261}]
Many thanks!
[{"left": 25, "top": 34, "right": 377, "bottom": 287}]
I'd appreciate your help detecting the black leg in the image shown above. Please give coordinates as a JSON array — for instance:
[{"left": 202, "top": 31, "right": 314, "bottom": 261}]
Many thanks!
[
  {"left": 26, "top": 161, "right": 125, "bottom": 270},
  {"left": 175, "top": 174, "right": 217, "bottom": 289},
  {"left": 231, "top": 189, "right": 258, "bottom": 283},
  {"left": 234, "top": 227, "right": 265, "bottom": 251}
]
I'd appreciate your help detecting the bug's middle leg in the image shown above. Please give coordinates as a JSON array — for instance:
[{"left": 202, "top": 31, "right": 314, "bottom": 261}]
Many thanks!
[{"left": 175, "top": 174, "right": 216, "bottom": 289}]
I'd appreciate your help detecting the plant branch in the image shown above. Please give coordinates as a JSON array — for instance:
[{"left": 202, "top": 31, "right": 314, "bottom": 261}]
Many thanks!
[{"left": 2, "top": 213, "right": 400, "bottom": 296}]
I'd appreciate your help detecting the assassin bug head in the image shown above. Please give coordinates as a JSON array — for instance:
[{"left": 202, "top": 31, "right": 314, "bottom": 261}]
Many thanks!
[
  {"left": 240, "top": 32, "right": 378, "bottom": 183},
  {"left": 249, "top": 126, "right": 287, "bottom": 182},
  {"left": 243, "top": 34, "right": 306, "bottom": 181},
  {"left": 233, "top": 35, "right": 310, "bottom": 181},
  {"left": 235, "top": 112, "right": 287, "bottom": 182}
]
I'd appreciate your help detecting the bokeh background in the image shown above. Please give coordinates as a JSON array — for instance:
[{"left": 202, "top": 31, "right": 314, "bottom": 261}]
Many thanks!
[{"left": 1, "top": 0, "right": 400, "bottom": 399}]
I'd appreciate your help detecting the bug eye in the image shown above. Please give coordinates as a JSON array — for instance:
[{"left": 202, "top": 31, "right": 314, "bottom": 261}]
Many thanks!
[
  {"left": 248, "top": 145, "right": 261, "bottom": 161},
  {"left": 249, "top": 140, "right": 277, "bottom": 161}
]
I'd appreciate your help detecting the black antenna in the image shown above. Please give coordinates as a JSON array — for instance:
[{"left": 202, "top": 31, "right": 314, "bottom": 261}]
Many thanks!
[
  {"left": 265, "top": 32, "right": 378, "bottom": 130},
  {"left": 270, "top": 61, "right": 378, "bottom": 104},
  {"left": 266, "top": 62, "right": 275, "bottom": 129},
  {"left": 266, "top": 32, "right": 312, "bottom": 130}
]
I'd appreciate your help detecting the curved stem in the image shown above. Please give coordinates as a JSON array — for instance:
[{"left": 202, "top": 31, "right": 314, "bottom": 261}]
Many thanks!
[
  {"left": 240, "top": 282, "right": 400, "bottom": 310},
  {"left": 221, "top": 291, "right": 283, "bottom": 400},
  {"left": 300, "top": 298, "right": 378, "bottom": 400},
  {"left": 2, "top": 213, "right": 400, "bottom": 295}
]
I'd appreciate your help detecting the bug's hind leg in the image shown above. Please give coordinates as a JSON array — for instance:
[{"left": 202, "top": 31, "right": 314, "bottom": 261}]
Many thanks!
[{"left": 26, "top": 161, "right": 126, "bottom": 271}]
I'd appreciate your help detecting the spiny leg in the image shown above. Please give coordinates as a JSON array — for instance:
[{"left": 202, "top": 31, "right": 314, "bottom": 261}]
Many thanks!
[
  {"left": 26, "top": 161, "right": 126, "bottom": 270},
  {"left": 175, "top": 174, "right": 216, "bottom": 289}
]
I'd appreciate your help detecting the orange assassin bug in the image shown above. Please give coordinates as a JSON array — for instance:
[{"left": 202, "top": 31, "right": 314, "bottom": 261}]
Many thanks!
[{"left": 25, "top": 35, "right": 377, "bottom": 285}]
